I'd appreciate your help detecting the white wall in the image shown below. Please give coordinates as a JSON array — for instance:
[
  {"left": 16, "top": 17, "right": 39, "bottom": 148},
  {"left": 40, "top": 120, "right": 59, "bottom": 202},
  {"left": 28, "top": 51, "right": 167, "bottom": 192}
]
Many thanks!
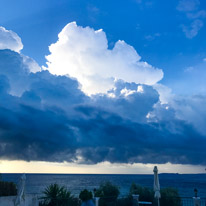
[{"left": 0, "top": 194, "right": 39, "bottom": 206}]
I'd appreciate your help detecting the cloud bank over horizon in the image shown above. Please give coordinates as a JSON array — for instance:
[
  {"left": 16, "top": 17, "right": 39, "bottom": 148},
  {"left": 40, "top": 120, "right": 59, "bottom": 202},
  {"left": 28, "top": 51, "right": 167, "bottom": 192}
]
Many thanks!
[{"left": 0, "top": 24, "right": 206, "bottom": 166}]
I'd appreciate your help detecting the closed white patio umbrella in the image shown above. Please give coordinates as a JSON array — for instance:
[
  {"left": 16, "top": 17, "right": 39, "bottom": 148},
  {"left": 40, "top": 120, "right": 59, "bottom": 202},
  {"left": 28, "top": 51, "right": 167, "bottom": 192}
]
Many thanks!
[
  {"left": 153, "top": 166, "right": 161, "bottom": 206},
  {"left": 15, "top": 173, "right": 26, "bottom": 206}
]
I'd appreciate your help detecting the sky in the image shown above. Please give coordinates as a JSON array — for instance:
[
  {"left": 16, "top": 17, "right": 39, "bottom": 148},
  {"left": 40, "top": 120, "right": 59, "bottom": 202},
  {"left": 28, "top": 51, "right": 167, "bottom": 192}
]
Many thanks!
[{"left": 0, "top": 0, "right": 206, "bottom": 174}]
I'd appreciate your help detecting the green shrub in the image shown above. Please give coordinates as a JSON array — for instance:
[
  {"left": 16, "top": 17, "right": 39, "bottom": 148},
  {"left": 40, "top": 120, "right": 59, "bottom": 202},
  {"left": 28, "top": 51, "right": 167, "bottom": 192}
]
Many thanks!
[
  {"left": 116, "top": 196, "right": 132, "bottom": 206},
  {"left": 79, "top": 189, "right": 93, "bottom": 202},
  {"left": 160, "top": 187, "right": 181, "bottom": 206},
  {"left": 95, "top": 181, "right": 120, "bottom": 206},
  {"left": 129, "top": 183, "right": 153, "bottom": 202},
  {"left": 39, "top": 183, "right": 80, "bottom": 206},
  {"left": 129, "top": 183, "right": 181, "bottom": 206},
  {"left": 0, "top": 181, "right": 17, "bottom": 196}
]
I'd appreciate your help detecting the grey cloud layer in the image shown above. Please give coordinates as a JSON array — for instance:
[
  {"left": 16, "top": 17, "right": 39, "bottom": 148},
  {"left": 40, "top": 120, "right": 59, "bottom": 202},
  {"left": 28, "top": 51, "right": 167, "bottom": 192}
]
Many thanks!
[{"left": 0, "top": 49, "right": 206, "bottom": 165}]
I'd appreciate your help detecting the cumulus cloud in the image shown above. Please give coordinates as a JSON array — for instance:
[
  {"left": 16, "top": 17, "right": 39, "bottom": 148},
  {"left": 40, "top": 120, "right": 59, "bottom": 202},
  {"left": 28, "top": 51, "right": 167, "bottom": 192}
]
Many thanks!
[
  {"left": 44, "top": 22, "right": 163, "bottom": 95},
  {"left": 153, "top": 84, "right": 173, "bottom": 104},
  {"left": 0, "top": 25, "right": 41, "bottom": 79},
  {"left": 22, "top": 55, "right": 41, "bottom": 73},
  {"left": 1, "top": 25, "right": 206, "bottom": 166},
  {"left": 172, "top": 95, "right": 206, "bottom": 135},
  {"left": 0, "top": 50, "right": 41, "bottom": 96},
  {"left": 0, "top": 27, "right": 23, "bottom": 52},
  {"left": 92, "top": 81, "right": 160, "bottom": 123},
  {"left": 1, "top": 48, "right": 206, "bottom": 165}
]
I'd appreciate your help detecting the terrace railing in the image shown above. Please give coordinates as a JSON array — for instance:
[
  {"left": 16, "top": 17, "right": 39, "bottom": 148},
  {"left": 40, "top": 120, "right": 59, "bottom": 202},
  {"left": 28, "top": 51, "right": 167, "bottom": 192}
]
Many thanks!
[
  {"left": 97, "top": 197, "right": 206, "bottom": 206},
  {"left": 179, "top": 197, "right": 206, "bottom": 206},
  {"left": 38, "top": 196, "right": 206, "bottom": 206}
]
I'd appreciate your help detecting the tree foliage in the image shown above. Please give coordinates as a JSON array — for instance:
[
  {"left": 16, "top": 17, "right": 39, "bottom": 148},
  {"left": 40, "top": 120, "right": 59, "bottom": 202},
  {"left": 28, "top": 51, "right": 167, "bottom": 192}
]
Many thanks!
[
  {"left": 79, "top": 189, "right": 93, "bottom": 202},
  {"left": 129, "top": 182, "right": 153, "bottom": 202},
  {"left": 0, "top": 181, "right": 17, "bottom": 197},
  {"left": 129, "top": 183, "right": 181, "bottom": 206},
  {"left": 95, "top": 181, "right": 120, "bottom": 206},
  {"left": 39, "top": 183, "right": 80, "bottom": 206},
  {"left": 160, "top": 187, "right": 181, "bottom": 206}
]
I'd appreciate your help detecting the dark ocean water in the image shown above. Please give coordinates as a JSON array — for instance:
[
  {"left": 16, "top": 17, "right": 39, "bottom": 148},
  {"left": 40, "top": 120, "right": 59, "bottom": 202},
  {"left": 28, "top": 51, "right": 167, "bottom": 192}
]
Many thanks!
[{"left": 2, "top": 173, "right": 206, "bottom": 198}]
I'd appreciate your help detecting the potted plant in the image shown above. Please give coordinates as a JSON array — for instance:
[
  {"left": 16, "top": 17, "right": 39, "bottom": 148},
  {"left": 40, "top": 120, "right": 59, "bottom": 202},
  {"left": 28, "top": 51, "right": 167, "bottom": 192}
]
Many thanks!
[{"left": 79, "top": 189, "right": 94, "bottom": 206}]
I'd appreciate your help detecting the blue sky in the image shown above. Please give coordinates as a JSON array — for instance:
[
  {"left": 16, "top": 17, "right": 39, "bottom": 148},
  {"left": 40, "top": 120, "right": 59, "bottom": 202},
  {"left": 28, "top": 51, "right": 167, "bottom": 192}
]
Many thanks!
[
  {"left": 1, "top": 0, "right": 206, "bottom": 96},
  {"left": 1, "top": 1, "right": 206, "bottom": 78},
  {"left": 0, "top": 0, "right": 206, "bottom": 173}
]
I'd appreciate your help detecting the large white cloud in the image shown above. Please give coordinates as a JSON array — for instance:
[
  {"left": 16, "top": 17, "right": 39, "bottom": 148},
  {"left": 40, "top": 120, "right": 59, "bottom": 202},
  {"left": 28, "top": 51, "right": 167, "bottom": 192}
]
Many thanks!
[
  {"left": 0, "top": 25, "right": 41, "bottom": 96},
  {"left": 0, "top": 26, "right": 41, "bottom": 96},
  {"left": 1, "top": 25, "right": 206, "bottom": 167},
  {"left": 0, "top": 26, "right": 23, "bottom": 53},
  {"left": 44, "top": 22, "right": 163, "bottom": 95}
]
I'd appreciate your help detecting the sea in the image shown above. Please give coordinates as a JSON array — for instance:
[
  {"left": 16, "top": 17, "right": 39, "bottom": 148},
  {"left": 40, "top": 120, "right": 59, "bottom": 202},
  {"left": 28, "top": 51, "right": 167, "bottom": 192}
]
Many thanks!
[{"left": 2, "top": 173, "right": 206, "bottom": 198}]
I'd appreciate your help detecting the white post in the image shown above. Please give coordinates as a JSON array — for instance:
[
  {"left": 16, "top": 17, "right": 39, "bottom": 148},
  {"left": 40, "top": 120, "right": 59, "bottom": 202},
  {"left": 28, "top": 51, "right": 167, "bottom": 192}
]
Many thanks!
[
  {"left": 95, "top": 197, "right": 100, "bottom": 206},
  {"left": 132, "top": 194, "right": 139, "bottom": 206},
  {"left": 193, "top": 197, "right": 201, "bottom": 206}
]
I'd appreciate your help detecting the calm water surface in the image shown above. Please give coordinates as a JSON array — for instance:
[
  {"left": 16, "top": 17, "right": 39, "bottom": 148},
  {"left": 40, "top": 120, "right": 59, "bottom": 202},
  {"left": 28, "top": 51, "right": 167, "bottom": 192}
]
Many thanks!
[{"left": 2, "top": 173, "right": 206, "bottom": 198}]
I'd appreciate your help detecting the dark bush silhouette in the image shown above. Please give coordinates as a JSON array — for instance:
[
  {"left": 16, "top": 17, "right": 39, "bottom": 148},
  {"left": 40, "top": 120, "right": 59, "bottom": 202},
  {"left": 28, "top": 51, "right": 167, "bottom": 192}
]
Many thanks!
[
  {"left": 95, "top": 181, "right": 120, "bottom": 206},
  {"left": 39, "top": 183, "right": 80, "bottom": 206},
  {"left": 116, "top": 196, "right": 133, "bottom": 206},
  {"left": 79, "top": 189, "right": 93, "bottom": 202},
  {"left": 160, "top": 187, "right": 181, "bottom": 206},
  {"left": 0, "top": 181, "right": 17, "bottom": 196},
  {"left": 129, "top": 182, "right": 153, "bottom": 202},
  {"left": 129, "top": 183, "right": 181, "bottom": 206}
]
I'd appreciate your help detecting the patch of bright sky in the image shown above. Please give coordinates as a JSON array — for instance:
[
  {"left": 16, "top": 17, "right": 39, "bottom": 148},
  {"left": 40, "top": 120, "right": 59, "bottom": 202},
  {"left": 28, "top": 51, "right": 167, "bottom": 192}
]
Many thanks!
[{"left": 0, "top": 161, "right": 205, "bottom": 174}]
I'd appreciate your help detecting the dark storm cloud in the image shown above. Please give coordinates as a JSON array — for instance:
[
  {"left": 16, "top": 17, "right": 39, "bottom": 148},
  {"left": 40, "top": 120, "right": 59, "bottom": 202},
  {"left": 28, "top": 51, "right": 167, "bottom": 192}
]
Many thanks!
[
  {"left": 0, "top": 50, "right": 31, "bottom": 96},
  {"left": 72, "top": 107, "right": 206, "bottom": 165},
  {"left": 0, "top": 49, "right": 206, "bottom": 165}
]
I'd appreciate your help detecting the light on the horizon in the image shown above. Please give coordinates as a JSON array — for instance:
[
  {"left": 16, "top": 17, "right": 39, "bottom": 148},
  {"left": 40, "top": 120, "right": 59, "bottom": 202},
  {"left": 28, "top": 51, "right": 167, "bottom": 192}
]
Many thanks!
[{"left": 0, "top": 160, "right": 205, "bottom": 174}]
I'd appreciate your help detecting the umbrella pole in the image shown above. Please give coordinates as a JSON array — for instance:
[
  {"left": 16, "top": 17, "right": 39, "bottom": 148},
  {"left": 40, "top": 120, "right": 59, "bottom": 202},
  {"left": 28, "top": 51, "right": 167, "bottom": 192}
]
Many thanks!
[{"left": 158, "top": 198, "right": 160, "bottom": 206}]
